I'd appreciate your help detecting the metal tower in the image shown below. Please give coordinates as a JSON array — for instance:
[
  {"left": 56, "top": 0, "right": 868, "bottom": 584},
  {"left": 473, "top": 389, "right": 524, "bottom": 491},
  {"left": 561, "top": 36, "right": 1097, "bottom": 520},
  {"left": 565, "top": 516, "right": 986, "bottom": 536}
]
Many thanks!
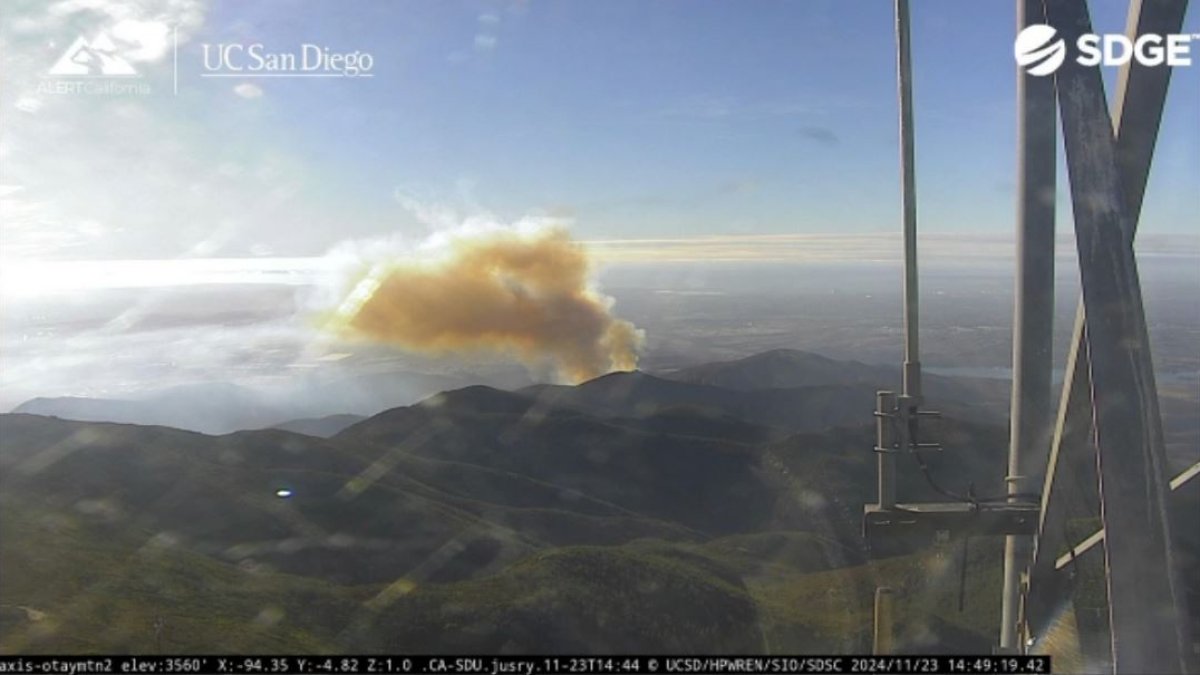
[{"left": 864, "top": 0, "right": 1197, "bottom": 672}]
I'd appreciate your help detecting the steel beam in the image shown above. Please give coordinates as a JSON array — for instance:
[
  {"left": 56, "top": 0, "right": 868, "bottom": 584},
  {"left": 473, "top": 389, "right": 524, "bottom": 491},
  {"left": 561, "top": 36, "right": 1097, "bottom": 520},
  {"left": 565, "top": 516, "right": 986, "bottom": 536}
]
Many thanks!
[
  {"left": 1040, "top": 0, "right": 1189, "bottom": 671},
  {"left": 1024, "top": 327, "right": 1099, "bottom": 634},
  {"left": 1024, "top": 0, "right": 1190, "bottom": 660},
  {"left": 1053, "top": 460, "right": 1200, "bottom": 571},
  {"left": 1001, "top": 0, "right": 1058, "bottom": 651}
]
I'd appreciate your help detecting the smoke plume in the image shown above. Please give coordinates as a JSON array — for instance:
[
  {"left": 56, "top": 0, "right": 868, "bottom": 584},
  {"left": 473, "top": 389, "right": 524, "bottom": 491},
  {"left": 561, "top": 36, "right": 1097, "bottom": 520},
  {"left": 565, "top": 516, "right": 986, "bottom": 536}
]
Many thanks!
[{"left": 326, "top": 221, "right": 642, "bottom": 383}]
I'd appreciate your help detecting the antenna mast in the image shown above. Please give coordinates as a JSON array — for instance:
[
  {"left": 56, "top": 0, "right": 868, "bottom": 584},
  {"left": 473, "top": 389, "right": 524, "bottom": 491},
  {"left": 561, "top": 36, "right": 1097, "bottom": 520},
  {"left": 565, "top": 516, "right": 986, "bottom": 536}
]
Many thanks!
[{"left": 896, "top": 0, "right": 921, "bottom": 402}]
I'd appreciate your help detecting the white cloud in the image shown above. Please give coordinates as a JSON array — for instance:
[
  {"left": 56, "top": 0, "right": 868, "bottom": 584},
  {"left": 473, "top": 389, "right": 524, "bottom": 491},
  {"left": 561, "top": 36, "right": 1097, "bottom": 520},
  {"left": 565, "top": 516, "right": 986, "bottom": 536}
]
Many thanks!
[
  {"left": 474, "top": 34, "right": 497, "bottom": 51},
  {"left": 110, "top": 18, "right": 171, "bottom": 62},
  {"left": 14, "top": 96, "right": 43, "bottom": 113},
  {"left": 16, "top": 0, "right": 206, "bottom": 47},
  {"left": 234, "top": 82, "right": 264, "bottom": 99},
  {"left": 478, "top": 13, "right": 500, "bottom": 24}
]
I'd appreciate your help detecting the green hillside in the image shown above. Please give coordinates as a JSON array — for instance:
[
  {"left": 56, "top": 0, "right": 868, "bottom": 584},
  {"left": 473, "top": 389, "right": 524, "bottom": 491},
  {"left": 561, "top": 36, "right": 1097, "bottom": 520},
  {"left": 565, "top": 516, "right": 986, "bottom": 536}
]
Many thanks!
[
  {"left": 343, "top": 545, "right": 766, "bottom": 654},
  {"left": 0, "top": 494, "right": 360, "bottom": 654},
  {"left": 0, "top": 401, "right": 1019, "bottom": 655},
  {"left": 0, "top": 368, "right": 1113, "bottom": 657}
]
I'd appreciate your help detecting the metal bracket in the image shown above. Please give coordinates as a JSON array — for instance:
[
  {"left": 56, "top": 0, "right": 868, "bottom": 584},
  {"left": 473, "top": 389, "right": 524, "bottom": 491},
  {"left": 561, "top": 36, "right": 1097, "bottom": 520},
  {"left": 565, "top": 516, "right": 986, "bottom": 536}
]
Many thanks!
[{"left": 864, "top": 501, "right": 1041, "bottom": 544}]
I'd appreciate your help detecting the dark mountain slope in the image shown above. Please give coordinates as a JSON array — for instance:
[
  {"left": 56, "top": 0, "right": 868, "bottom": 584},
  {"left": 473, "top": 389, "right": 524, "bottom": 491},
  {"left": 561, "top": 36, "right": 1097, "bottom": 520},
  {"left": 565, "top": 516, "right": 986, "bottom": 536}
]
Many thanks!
[
  {"left": 0, "top": 415, "right": 685, "bottom": 585},
  {"left": 659, "top": 349, "right": 1009, "bottom": 423},
  {"left": 1, "top": 387, "right": 1023, "bottom": 655},
  {"left": 337, "top": 386, "right": 776, "bottom": 535},
  {"left": 625, "top": 405, "right": 778, "bottom": 443},
  {"left": 522, "top": 369, "right": 1002, "bottom": 434},
  {"left": 522, "top": 371, "right": 880, "bottom": 433}
]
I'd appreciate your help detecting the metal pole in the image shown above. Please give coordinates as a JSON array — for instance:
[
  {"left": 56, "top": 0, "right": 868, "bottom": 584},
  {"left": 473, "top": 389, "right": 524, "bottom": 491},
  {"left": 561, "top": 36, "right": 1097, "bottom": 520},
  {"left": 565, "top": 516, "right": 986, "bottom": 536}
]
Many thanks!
[
  {"left": 895, "top": 0, "right": 921, "bottom": 401},
  {"left": 873, "top": 587, "right": 896, "bottom": 655},
  {"left": 1000, "top": 0, "right": 1056, "bottom": 652},
  {"left": 880, "top": 6, "right": 917, "bottom": 641},
  {"left": 877, "top": 5, "right": 918, "bottom": 642},
  {"left": 877, "top": 391, "right": 898, "bottom": 509}
]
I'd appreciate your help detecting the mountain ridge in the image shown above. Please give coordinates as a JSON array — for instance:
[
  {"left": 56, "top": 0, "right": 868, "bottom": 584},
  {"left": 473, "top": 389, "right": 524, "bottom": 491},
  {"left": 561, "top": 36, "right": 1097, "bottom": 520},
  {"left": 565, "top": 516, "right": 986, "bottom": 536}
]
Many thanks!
[{"left": 9, "top": 349, "right": 1008, "bottom": 435}]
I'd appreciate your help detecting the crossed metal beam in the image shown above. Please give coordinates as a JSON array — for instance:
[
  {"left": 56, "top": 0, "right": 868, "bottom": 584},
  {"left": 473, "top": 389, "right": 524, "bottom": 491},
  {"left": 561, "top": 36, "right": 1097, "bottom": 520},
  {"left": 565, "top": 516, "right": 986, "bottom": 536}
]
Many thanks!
[
  {"left": 1049, "top": 461, "right": 1200, "bottom": 570},
  {"left": 1022, "top": 0, "right": 1192, "bottom": 673}
]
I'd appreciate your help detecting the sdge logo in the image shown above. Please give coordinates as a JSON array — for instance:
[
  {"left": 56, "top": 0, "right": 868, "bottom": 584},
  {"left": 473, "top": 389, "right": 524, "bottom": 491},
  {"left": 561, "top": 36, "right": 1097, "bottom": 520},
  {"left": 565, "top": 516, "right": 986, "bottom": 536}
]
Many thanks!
[{"left": 1014, "top": 24, "right": 1197, "bottom": 75}]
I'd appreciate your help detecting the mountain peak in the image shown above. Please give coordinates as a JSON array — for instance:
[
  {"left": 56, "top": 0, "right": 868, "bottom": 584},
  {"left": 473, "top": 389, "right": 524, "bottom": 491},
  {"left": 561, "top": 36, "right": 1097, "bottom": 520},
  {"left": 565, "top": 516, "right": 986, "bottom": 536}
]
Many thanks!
[
  {"left": 582, "top": 368, "right": 653, "bottom": 383},
  {"left": 418, "top": 385, "right": 536, "bottom": 416},
  {"left": 662, "top": 349, "right": 880, "bottom": 391}
]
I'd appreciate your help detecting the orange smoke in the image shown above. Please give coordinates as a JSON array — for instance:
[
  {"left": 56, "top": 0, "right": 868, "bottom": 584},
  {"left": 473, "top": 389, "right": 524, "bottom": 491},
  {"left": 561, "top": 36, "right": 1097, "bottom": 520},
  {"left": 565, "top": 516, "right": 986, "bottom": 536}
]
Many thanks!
[{"left": 328, "top": 225, "right": 642, "bottom": 383}]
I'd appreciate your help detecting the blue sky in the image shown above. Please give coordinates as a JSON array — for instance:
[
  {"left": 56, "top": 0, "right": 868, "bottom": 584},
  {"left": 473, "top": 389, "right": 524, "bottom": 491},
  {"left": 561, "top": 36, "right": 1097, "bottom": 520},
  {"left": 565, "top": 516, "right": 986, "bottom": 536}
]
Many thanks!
[
  {"left": 190, "top": 0, "right": 1199, "bottom": 242},
  {"left": 1, "top": 0, "right": 1197, "bottom": 263}
]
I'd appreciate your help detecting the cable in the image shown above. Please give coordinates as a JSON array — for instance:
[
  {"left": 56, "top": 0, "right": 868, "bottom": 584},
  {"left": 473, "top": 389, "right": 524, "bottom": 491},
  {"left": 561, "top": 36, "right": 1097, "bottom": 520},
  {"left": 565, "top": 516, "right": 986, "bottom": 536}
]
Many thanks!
[
  {"left": 910, "top": 447, "right": 1041, "bottom": 505},
  {"left": 888, "top": 404, "right": 1040, "bottom": 506}
]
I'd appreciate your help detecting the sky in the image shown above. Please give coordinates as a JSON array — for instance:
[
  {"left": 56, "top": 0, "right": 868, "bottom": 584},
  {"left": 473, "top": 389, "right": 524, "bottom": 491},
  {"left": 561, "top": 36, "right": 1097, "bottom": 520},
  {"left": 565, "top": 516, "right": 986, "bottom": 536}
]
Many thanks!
[
  {"left": 1, "top": 0, "right": 1197, "bottom": 269},
  {"left": 0, "top": 0, "right": 1197, "bottom": 406}
]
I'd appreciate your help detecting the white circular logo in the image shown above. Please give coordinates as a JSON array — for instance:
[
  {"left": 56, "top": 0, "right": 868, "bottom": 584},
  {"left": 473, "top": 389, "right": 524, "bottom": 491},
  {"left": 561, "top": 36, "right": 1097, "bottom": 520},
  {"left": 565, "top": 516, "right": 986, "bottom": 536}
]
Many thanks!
[{"left": 1015, "top": 24, "right": 1066, "bottom": 76}]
